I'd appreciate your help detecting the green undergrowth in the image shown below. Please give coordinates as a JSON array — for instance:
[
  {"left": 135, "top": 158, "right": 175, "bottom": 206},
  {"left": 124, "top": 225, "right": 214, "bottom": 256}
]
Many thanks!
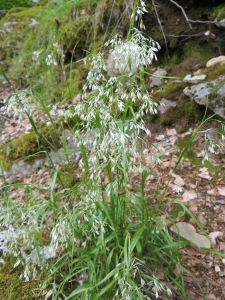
[
  {"left": 206, "top": 64, "right": 225, "bottom": 81},
  {"left": 176, "top": 133, "right": 225, "bottom": 177},
  {"left": 212, "top": 4, "right": 225, "bottom": 20},
  {"left": 0, "top": 0, "right": 31, "bottom": 10}
]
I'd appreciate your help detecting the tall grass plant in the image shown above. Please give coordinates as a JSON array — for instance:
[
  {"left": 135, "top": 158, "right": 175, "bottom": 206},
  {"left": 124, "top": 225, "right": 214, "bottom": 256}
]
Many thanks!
[{"left": 2, "top": 0, "right": 225, "bottom": 299}]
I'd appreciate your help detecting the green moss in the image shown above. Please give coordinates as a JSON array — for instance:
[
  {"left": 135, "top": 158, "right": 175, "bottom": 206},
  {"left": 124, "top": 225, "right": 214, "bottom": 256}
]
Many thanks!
[
  {"left": 58, "top": 161, "right": 78, "bottom": 188},
  {"left": 176, "top": 134, "right": 192, "bottom": 149},
  {"left": 0, "top": 254, "right": 46, "bottom": 300},
  {"left": 170, "top": 203, "right": 190, "bottom": 221},
  {"left": 170, "top": 51, "right": 182, "bottom": 64},
  {"left": 206, "top": 64, "right": 225, "bottom": 82},
  {"left": 8, "top": 6, "right": 42, "bottom": 19},
  {"left": 0, "top": 146, "right": 11, "bottom": 171},
  {"left": 183, "top": 39, "right": 207, "bottom": 60},
  {"left": 158, "top": 82, "right": 186, "bottom": 99},
  {"left": 61, "top": 16, "right": 93, "bottom": 60}
]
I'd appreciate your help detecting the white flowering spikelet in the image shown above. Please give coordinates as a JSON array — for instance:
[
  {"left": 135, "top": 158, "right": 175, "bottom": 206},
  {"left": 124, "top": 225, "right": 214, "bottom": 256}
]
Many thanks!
[{"left": 1, "top": 89, "right": 33, "bottom": 120}]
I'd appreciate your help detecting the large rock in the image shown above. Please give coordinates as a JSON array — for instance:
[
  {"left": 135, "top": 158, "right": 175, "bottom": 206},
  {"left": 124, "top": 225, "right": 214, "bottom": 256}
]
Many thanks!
[
  {"left": 206, "top": 56, "right": 225, "bottom": 68},
  {"left": 183, "top": 75, "right": 225, "bottom": 119},
  {"left": 170, "top": 222, "right": 211, "bottom": 248}
]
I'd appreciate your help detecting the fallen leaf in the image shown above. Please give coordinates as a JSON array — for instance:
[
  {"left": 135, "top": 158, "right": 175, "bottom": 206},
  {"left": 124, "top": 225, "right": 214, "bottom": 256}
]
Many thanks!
[
  {"left": 209, "top": 231, "right": 223, "bottom": 245},
  {"left": 174, "top": 176, "right": 185, "bottom": 187},
  {"left": 207, "top": 188, "right": 218, "bottom": 195},
  {"left": 166, "top": 128, "right": 177, "bottom": 136},
  {"left": 182, "top": 190, "right": 197, "bottom": 202},
  {"left": 198, "top": 167, "right": 212, "bottom": 180},
  {"left": 172, "top": 185, "right": 183, "bottom": 194},
  {"left": 155, "top": 134, "right": 165, "bottom": 141},
  {"left": 217, "top": 186, "right": 225, "bottom": 196}
]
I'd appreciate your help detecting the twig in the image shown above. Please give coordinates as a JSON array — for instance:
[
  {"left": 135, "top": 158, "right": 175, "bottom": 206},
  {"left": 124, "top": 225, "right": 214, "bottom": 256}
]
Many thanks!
[
  {"left": 151, "top": 0, "right": 169, "bottom": 56},
  {"left": 169, "top": 32, "right": 204, "bottom": 41},
  {"left": 188, "top": 19, "right": 225, "bottom": 28},
  {"left": 169, "top": 33, "right": 203, "bottom": 38},
  {"left": 168, "top": 0, "right": 193, "bottom": 30}
]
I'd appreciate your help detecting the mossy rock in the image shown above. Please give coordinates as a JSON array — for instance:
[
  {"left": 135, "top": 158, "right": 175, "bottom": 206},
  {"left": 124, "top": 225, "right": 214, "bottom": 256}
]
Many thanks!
[
  {"left": 205, "top": 64, "right": 225, "bottom": 82},
  {"left": 0, "top": 125, "right": 61, "bottom": 171},
  {"left": 159, "top": 100, "right": 204, "bottom": 133},
  {"left": 158, "top": 82, "right": 186, "bottom": 99}
]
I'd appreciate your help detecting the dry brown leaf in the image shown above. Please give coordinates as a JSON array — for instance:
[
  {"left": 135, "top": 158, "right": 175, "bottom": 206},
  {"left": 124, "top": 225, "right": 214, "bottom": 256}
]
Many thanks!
[
  {"left": 182, "top": 190, "right": 197, "bottom": 202},
  {"left": 198, "top": 167, "right": 212, "bottom": 180},
  {"left": 217, "top": 186, "right": 225, "bottom": 196}
]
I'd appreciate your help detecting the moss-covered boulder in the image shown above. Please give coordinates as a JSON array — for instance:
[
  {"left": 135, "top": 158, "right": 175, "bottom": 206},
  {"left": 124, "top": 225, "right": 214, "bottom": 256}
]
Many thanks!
[{"left": 0, "top": 125, "right": 60, "bottom": 171}]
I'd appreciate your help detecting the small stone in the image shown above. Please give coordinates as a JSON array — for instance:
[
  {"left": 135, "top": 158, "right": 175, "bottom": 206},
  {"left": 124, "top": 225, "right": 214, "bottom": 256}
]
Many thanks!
[
  {"left": 150, "top": 68, "right": 167, "bottom": 87},
  {"left": 155, "top": 134, "right": 165, "bottom": 141},
  {"left": 174, "top": 176, "right": 185, "bottom": 187},
  {"left": 182, "top": 190, "right": 197, "bottom": 202},
  {"left": 183, "top": 74, "right": 207, "bottom": 83},
  {"left": 215, "top": 265, "right": 220, "bottom": 273},
  {"left": 158, "top": 98, "right": 176, "bottom": 114},
  {"left": 189, "top": 205, "right": 198, "bottom": 214},
  {"left": 166, "top": 128, "right": 177, "bottom": 136}
]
